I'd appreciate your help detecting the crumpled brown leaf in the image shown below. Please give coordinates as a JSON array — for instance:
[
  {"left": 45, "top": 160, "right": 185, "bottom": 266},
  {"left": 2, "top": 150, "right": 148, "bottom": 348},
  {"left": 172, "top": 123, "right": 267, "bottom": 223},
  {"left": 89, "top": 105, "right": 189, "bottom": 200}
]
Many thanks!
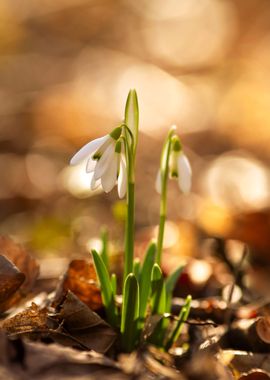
[
  {"left": 239, "top": 370, "right": 270, "bottom": 379},
  {"left": 51, "top": 291, "right": 116, "bottom": 353},
  {"left": 256, "top": 317, "right": 270, "bottom": 344},
  {"left": 0, "top": 236, "right": 39, "bottom": 312},
  {"left": 0, "top": 337, "right": 129, "bottom": 380},
  {"left": 55, "top": 259, "right": 102, "bottom": 311},
  {"left": 0, "top": 255, "right": 25, "bottom": 311},
  {"left": 1, "top": 292, "right": 117, "bottom": 354},
  {"left": 1, "top": 302, "right": 48, "bottom": 337}
]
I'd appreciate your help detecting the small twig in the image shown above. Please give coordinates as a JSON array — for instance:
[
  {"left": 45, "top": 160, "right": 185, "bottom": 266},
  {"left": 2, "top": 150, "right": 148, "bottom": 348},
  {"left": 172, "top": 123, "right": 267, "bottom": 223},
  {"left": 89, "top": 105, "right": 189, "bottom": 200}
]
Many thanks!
[
  {"left": 185, "top": 319, "right": 218, "bottom": 328},
  {"left": 225, "top": 244, "right": 249, "bottom": 327}
]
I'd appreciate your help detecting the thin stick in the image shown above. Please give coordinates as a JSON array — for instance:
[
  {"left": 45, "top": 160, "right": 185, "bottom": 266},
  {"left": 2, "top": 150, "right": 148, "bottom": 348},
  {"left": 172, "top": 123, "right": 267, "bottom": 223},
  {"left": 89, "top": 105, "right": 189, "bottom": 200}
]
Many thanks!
[{"left": 225, "top": 244, "right": 248, "bottom": 327}]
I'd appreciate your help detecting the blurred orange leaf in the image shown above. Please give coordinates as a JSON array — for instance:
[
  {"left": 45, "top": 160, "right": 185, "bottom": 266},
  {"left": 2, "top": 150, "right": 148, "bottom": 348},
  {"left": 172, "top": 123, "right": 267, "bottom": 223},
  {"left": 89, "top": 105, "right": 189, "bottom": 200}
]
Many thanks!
[{"left": 56, "top": 259, "right": 102, "bottom": 311}]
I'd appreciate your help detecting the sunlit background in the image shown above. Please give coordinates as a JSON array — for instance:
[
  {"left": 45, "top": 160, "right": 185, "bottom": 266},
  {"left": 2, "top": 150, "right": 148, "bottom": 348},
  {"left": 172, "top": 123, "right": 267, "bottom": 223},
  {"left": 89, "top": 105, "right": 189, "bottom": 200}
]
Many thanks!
[{"left": 1, "top": 0, "right": 270, "bottom": 285}]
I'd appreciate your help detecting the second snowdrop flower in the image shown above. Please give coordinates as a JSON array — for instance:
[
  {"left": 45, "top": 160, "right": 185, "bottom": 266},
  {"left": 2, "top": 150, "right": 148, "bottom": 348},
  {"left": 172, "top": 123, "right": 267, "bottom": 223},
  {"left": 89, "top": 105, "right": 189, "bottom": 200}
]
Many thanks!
[
  {"left": 155, "top": 127, "right": 192, "bottom": 265},
  {"left": 156, "top": 135, "right": 192, "bottom": 195}
]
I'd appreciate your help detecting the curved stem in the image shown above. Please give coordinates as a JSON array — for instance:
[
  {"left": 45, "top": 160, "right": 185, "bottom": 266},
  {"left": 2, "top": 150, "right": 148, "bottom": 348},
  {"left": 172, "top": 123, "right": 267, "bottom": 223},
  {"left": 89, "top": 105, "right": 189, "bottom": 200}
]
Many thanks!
[{"left": 156, "top": 128, "right": 175, "bottom": 265}]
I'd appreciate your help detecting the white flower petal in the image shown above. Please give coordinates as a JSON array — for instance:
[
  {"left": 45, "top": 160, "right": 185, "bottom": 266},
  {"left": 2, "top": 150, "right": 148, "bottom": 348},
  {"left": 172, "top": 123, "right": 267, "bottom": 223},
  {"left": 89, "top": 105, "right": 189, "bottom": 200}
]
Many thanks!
[
  {"left": 86, "top": 157, "right": 96, "bottom": 173},
  {"left": 117, "top": 156, "right": 127, "bottom": 199},
  {"left": 70, "top": 135, "right": 109, "bottom": 165},
  {"left": 90, "top": 174, "right": 101, "bottom": 190},
  {"left": 94, "top": 143, "right": 114, "bottom": 180},
  {"left": 101, "top": 153, "right": 118, "bottom": 193},
  {"left": 155, "top": 170, "right": 162, "bottom": 194},
  {"left": 177, "top": 153, "right": 192, "bottom": 194}
]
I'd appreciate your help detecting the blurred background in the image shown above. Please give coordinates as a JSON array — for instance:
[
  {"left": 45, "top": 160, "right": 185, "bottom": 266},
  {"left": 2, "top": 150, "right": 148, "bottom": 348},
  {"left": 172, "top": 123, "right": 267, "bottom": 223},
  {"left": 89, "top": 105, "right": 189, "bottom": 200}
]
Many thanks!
[{"left": 1, "top": 0, "right": 270, "bottom": 289}]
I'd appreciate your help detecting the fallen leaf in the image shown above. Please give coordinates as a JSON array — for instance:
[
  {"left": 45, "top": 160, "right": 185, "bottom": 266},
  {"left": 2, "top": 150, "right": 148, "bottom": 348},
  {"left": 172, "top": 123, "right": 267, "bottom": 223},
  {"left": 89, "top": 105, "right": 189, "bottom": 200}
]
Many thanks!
[
  {"left": 0, "top": 255, "right": 25, "bottom": 312},
  {"left": 1, "top": 338, "right": 129, "bottom": 380},
  {"left": 52, "top": 291, "right": 117, "bottom": 353},
  {"left": 238, "top": 369, "right": 270, "bottom": 379},
  {"left": 1, "top": 302, "right": 48, "bottom": 337},
  {"left": 0, "top": 236, "right": 39, "bottom": 311},
  {"left": 256, "top": 317, "right": 270, "bottom": 344},
  {"left": 55, "top": 259, "right": 102, "bottom": 311},
  {"left": 1, "top": 292, "right": 116, "bottom": 354}
]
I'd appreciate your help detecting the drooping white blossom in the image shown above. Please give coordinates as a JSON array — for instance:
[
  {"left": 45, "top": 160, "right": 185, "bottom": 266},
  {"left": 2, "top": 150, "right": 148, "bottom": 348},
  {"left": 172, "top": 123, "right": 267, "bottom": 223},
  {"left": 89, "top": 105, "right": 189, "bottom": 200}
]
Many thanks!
[
  {"left": 155, "top": 139, "right": 192, "bottom": 195},
  {"left": 70, "top": 127, "right": 127, "bottom": 198}
]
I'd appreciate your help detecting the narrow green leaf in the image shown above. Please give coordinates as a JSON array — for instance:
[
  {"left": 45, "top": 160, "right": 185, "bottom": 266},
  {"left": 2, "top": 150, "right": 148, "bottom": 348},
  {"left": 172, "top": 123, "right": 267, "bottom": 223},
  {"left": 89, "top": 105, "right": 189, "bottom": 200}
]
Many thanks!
[
  {"left": 165, "top": 295, "right": 192, "bottom": 350},
  {"left": 148, "top": 263, "right": 168, "bottom": 346},
  {"left": 110, "top": 273, "right": 117, "bottom": 296},
  {"left": 124, "top": 89, "right": 139, "bottom": 152},
  {"left": 91, "top": 249, "right": 117, "bottom": 327},
  {"left": 151, "top": 263, "right": 166, "bottom": 315},
  {"left": 100, "top": 227, "right": 109, "bottom": 270},
  {"left": 156, "top": 126, "right": 176, "bottom": 265},
  {"left": 133, "top": 258, "right": 140, "bottom": 280},
  {"left": 165, "top": 265, "right": 184, "bottom": 312},
  {"left": 139, "top": 241, "right": 156, "bottom": 319},
  {"left": 121, "top": 273, "right": 139, "bottom": 352}
]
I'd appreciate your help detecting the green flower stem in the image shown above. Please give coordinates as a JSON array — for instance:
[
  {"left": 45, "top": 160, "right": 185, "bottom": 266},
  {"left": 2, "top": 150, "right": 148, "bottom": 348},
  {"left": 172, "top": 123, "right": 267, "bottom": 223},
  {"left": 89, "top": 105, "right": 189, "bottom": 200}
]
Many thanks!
[
  {"left": 123, "top": 90, "right": 138, "bottom": 284},
  {"left": 156, "top": 127, "right": 175, "bottom": 265},
  {"left": 157, "top": 214, "right": 166, "bottom": 266},
  {"left": 124, "top": 180, "right": 135, "bottom": 280},
  {"left": 121, "top": 125, "right": 136, "bottom": 283}
]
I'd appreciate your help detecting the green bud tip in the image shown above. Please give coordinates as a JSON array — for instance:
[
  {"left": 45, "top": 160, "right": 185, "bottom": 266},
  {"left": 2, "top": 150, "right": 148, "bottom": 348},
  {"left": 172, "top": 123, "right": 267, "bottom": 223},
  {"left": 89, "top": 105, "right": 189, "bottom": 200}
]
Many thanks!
[
  {"left": 110, "top": 126, "right": 122, "bottom": 140},
  {"left": 171, "top": 135, "right": 182, "bottom": 152}
]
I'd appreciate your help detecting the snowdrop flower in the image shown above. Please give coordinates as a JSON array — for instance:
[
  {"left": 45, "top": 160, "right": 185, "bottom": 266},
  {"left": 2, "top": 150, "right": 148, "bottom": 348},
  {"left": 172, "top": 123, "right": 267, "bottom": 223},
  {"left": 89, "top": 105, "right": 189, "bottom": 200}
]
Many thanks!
[
  {"left": 156, "top": 136, "right": 192, "bottom": 194},
  {"left": 70, "top": 127, "right": 127, "bottom": 198}
]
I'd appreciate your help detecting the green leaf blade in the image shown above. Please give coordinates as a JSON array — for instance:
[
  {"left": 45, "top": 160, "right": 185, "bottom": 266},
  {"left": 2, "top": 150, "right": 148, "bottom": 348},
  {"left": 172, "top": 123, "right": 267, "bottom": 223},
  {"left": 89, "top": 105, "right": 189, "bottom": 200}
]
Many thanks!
[
  {"left": 121, "top": 273, "right": 139, "bottom": 352},
  {"left": 110, "top": 273, "right": 117, "bottom": 297},
  {"left": 139, "top": 241, "right": 156, "bottom": 319},
  {"left": 165, "top": 265, "right": 184, "bottom": 312},
  {"left": 91, "top": 249, "right": 117, "bottom": 327},
  {"left": 165, "top": 295, "right": 192, "bottom": 350},
  {"left": 151, "top": 263, "right": 166, "bottom": 315},
  {"left": 100, "top": 227, "right": 109, "bottom": 270},
  {"left": 133, "top": 258, "right": 141, "bottom": 281}
]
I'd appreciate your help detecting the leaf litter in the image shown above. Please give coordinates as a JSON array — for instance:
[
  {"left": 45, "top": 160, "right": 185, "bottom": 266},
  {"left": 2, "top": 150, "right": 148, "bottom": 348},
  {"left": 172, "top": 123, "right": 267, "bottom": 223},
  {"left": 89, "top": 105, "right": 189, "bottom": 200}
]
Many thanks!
[{"left": 1, "top": 235, "right": 270, "bottom": 379}]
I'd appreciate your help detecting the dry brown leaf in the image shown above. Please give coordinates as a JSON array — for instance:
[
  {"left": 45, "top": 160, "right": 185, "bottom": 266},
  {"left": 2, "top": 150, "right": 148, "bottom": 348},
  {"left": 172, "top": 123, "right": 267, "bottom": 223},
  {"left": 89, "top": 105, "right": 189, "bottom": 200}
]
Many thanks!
[
  {"left": 52, "top": 291, "right": 116, "bottom": 353},
  {"left": 1, "top": 302, "right": 48, "bottom": 337},
  {"left": 256, "top": 317, "right": 270, "bottom": 344},
  {"left": 55, "top": 259, "right": 102, "bottom": 311},
  {"left": 1, "top": 292, "right": 117, "bottom": 354},
  {"left": 0, "top": 236, "right": 39, "bottom": 311},
  {"left": 1, "top": 339, "right": 129, "bottom": 380},
  {"left": 238, "top": 369, "right": 270, "bottom": 379},
  {"left": 0, "top": 255, "right": 25, "bottom": 311}
]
